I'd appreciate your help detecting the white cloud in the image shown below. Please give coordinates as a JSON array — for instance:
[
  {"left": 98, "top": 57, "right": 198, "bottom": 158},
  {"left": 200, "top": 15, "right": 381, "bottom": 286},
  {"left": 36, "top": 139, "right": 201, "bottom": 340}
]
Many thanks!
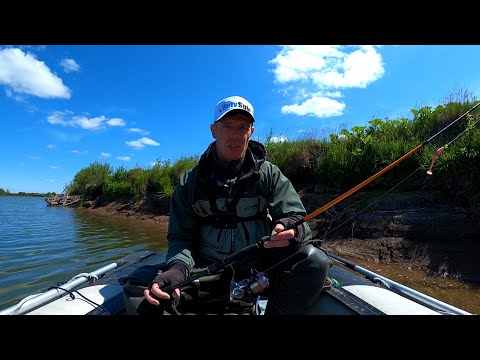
[
  {"left": 270, "top": 136, "right": 288, "bottom": 143},
  {"left": 75, "top": 115, "right": 107, "bottom": 130},
  {"left": 281, "top": 96, "right": 346, "bottom": 118},
  {"left": 0, "top": 48, "right": 71, "bottom": 99},
  {"left": 269, "top": 45, "right": 344, "bottom": 84},
  {"left": 107, "top": 118, "right": 126, "bottom": 127},
  {"left": 100, "top": 152, "right": 111, "bottom": 158},
  {"left": 128, "top": 127, "right": 150, "bottom": 135},
  {"left": 47, "top": 111, "right": 126, "bottom": 131},
  {"left": 269, "top": 45, "right": 385, "bottom": 119},
  {"left": 310, "top": 46, "right": 384, "bottom": 89},
  {"left": 59, "top": 58, "right": 80, "bottom": 73},
  {"left": 47, "top": 111, "right": 70, "bottom": 126},
  {"left": 116, "top": 156, "right": 131, "bottom": 161},
  {"left": 5, "top": 87, "right": 27, "bottom": 102},
  {"left": 126, "top": 137, "right": 160, "bottom": 149},
  {"left": 47, "top": 144, "right": 56, "bottom": 150},
  {"left": 71, "top": 149, "right": 87, "bottom": 155},
  {"left": 49, "top": 165, "right": 59, "bottom": 169}
]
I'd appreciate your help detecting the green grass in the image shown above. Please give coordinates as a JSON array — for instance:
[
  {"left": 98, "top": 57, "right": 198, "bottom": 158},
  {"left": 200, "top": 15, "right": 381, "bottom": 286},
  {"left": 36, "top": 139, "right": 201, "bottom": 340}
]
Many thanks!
[{"left": 65, "top": 88, "right": 480, "bottom": 215}]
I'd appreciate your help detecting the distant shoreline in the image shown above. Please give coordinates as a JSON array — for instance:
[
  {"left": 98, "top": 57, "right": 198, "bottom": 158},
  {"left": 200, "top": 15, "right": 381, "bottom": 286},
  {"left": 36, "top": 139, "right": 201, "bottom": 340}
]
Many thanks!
[{"left": 0, "top": 193, "right": 49, "bottom": 197}]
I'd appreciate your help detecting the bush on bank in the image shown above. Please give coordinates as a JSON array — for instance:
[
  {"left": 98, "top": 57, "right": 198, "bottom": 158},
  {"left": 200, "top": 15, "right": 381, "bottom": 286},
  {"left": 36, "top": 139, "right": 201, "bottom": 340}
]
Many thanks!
[{"left": 65, "top": 92, "right": 480, "bottom": 216}]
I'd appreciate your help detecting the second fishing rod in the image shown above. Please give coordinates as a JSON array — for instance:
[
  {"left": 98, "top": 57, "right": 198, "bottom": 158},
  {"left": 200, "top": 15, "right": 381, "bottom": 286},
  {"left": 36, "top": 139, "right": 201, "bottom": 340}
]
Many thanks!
[{"left": 161, "top": 101, "right": 480, "bottom": 295}]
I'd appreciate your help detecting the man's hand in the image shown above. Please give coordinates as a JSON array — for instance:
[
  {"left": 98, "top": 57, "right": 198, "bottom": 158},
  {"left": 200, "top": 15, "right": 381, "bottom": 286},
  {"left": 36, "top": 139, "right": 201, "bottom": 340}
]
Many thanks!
[
  {"left": 263, "top": 217, "right": 304, "bottom": 249},
  {"left": 145, "top": 282, "right": 181, "bottom": 306},
  {"left": 144, "top": 261, "right": 188, "bottom": 306},
  {"left": 263, "top": 222, "right": 296, "bottom": 248}
]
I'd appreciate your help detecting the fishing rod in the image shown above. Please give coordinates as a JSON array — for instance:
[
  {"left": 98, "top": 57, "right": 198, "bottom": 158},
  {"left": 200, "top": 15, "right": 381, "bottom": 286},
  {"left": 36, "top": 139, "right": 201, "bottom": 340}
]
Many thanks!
[
  {"left": 161, "top": 241, "right": 259, "bottom": 294},
  {"left": 161, "top": 101, "right": 480, "bottom": 294},
  {"left": 276, "top": 101, "right": 480, "bottom": 234}
]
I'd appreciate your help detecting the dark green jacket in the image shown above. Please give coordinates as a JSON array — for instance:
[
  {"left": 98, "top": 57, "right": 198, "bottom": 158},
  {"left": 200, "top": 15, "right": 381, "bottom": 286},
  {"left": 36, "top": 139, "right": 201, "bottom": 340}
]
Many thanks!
[{"left": 166, "top": 140, "right": 311, "bottom": 272}]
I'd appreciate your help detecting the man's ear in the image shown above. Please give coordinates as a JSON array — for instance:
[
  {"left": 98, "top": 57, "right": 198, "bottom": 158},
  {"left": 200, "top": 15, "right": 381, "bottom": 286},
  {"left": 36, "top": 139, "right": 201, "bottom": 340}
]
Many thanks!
[
  {"left": 250, "top": 125, "right": 255, "bottom": 136},
  {"left": 210, "top": 123, "right": 217, "bottom": 139}
]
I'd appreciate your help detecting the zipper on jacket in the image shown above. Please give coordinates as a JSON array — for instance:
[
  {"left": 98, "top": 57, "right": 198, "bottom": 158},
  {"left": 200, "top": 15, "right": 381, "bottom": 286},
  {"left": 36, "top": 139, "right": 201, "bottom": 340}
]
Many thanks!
[
  {"left": 240, "top": 221, "right": 250, "bottom": 245},
  {"left": 229, "top": 229, "right": 235, "bottom": 254}
]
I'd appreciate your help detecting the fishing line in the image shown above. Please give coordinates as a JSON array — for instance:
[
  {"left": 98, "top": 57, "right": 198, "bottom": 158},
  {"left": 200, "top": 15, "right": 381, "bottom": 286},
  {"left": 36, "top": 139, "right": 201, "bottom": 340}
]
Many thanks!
[
  {"left": 427, "top": 115, "right": 480, "bottom": 175},
  {"left": 316, "top": 168, "right": 421, "bottom": 243},
  {"left": 276, "top": 101, "right": 480, "bottom": 233},
  {"left": 259, "top": 101, "right": 480, "bottom": 273},
  {"left": 262, "top": 169, "right": 421, "bottom": 275},
  {"left": 162, "top": 101, "right": 480, "bottom": 292}
]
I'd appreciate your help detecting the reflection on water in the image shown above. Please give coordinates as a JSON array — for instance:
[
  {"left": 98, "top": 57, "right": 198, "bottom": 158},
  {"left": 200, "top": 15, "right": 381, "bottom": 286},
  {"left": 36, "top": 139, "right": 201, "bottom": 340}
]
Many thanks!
[{"left": 73, "top": 209, "right": 169, "bottom": 266}]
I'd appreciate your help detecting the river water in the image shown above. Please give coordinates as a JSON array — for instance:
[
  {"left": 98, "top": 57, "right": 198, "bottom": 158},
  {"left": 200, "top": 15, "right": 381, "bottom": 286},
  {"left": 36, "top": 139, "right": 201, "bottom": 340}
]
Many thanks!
[
  {"left": 0, "top": 196, "right": 479, "bottom": 314},
  {"left": 334, "top": 256, "right": 480, "bottom": 314}
]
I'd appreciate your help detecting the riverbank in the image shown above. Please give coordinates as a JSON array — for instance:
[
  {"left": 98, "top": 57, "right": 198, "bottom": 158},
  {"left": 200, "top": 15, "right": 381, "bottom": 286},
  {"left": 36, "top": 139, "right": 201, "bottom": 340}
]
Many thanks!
[{"left": 81, "top": 188, "right": 480, "bottom": 284}]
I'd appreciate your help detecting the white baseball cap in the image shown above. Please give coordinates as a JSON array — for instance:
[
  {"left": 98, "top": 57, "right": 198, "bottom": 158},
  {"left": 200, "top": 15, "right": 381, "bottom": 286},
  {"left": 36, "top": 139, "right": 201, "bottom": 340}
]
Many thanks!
[{"left": 213, "top": 95, "right": 255, "bottom": 123}]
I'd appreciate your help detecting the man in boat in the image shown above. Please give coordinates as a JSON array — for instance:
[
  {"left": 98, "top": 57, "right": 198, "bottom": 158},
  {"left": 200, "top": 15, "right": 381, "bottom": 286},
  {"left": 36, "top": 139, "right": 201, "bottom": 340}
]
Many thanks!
[{"left": 122, "top": 95, "right": 332, "bottom": 315}]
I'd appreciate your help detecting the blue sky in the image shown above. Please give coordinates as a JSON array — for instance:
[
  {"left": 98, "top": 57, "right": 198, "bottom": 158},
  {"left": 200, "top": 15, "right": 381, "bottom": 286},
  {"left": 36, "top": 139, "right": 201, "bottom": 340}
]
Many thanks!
[{"left": 1, "top": 45, "right": 479, "bottom": 194}]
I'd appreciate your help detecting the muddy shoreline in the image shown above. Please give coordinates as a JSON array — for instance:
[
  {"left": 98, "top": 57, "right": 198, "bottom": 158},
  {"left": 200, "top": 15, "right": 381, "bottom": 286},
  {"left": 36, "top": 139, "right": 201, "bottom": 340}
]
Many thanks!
[{"left": 80, "top": 189, "right": 480, "bottom": 284}]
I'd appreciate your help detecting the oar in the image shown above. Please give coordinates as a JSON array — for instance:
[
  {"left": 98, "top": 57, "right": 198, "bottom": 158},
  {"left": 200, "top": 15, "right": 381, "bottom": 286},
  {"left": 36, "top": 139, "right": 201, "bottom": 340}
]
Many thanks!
[
  {"left": 0, "top": 250, "right": 156, "bottom": 315},
  {"left": 327, "top": 252, "right": 472, "bottom": 315}
]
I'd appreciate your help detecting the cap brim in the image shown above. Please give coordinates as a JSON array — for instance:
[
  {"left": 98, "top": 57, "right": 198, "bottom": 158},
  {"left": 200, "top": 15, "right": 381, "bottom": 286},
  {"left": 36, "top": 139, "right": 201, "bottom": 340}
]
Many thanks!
[{"left": 215, "top": 109, "right": 255, "bottom": 123}]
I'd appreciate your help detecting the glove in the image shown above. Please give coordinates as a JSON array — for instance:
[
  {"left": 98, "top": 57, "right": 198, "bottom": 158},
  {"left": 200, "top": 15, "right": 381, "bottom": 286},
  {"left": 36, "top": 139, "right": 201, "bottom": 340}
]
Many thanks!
[
  {"left": 274, "top": 216, "right": 304, "bottom": 248},
  {"left": 150, "top": 261, "right": 189, "bottom": 291}
]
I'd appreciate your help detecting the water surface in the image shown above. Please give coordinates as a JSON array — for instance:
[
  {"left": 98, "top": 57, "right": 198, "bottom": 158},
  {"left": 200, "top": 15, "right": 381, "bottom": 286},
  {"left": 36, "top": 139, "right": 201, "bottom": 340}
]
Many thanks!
[
  {"left": 0, "top": 196, "right": 478, "bottom": 314},
  {"left": 0, "top": 196, "right": 168, "bottom": 309}
]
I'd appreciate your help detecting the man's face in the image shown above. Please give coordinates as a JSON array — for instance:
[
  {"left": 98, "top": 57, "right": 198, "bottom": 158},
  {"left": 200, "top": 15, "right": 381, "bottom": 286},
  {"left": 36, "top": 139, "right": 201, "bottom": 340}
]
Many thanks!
[{"left": 210, "top": 112, "right": 254, "bottom": 161}]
